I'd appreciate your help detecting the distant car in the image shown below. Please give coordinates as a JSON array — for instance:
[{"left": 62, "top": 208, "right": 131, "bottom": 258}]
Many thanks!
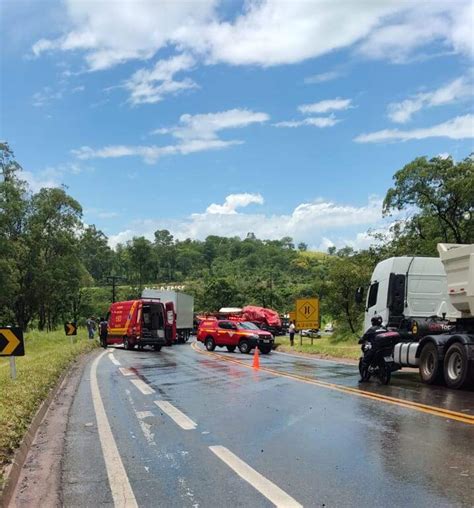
[
  {"left": 301, "top": 329, "right": 320, "bottom": 338},
  {"left": 197, "top": 319, "right": 274, "bottom": 354},
  {"left": 324, "top": 323, "right": 334, "bottom": 333}
]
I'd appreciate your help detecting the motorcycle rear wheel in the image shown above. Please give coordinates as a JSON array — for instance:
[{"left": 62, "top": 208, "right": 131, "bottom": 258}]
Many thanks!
[
  {"left": 377, "top": 360, "right": 391, "bottom": 385},
  {"left": 358, "top": 358, "right": 371, "bottom": 382}
]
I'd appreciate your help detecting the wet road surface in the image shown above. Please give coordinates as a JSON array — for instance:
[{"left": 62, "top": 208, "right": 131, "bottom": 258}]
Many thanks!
[{"left": 62, "top": 340, "right": 474, "bottom": 507}]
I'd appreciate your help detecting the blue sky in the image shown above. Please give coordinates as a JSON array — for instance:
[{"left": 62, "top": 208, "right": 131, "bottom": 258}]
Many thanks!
[{"left": 1, "top": 0, "right": 473, "bottom": 250}]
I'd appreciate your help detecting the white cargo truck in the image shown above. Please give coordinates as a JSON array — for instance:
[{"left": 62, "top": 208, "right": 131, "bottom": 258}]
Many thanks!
[
  {"left": 142, "top": 289, "right": 194, "bottom": 343},
  {"left": 358, "top": 243, "right": 474, "bottom": 389}
]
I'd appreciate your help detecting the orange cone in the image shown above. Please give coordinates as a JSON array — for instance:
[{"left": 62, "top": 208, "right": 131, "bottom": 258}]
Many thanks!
[{"left": 253, "top": 346, "right": 260, "bottom": 369}]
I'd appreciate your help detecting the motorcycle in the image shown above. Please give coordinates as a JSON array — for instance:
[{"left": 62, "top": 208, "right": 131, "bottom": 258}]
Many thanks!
[{"left": 358, "top": 331, "right": 401, "bottom": 385}]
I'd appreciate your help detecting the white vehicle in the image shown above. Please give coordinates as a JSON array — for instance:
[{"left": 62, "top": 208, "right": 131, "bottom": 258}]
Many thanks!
[
  {"left": 357, "top": 243, "right": 474, "bottom": 389},
  {"left": 142, "top": 289, "right": 194, "bottom": 343},
  {"left": 324, "top": 323, "right": 334, "bottom": 333}
]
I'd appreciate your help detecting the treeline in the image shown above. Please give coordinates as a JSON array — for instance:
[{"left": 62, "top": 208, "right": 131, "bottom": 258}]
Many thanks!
[{"left": 1, "top": 141, "right": 472, "bottom": 333}]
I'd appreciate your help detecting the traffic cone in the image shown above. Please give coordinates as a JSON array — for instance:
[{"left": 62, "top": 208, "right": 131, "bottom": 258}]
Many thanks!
[{"left": 253, "top": 346, "right": 260, "bottom": 369}]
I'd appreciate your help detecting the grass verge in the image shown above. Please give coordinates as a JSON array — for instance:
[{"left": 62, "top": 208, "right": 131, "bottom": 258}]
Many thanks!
[
  {"left": 275, "top": 334, "right": 360, "bottom": 361},
  {"left": 0, "top": 329, "right": 97, "bottom": 487}
]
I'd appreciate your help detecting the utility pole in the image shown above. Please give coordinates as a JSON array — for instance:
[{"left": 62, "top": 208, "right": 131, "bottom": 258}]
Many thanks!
[{"left": 106, "top": 275, "right": 124, "bottom": 303}]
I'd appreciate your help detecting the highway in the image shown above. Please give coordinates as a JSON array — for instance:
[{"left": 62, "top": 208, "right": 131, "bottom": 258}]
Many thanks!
[{"left": 16, "top": 341, "right": 474, "bottom": 507}]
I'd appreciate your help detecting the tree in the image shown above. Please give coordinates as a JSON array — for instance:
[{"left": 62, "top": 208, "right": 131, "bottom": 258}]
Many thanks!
[
  {"left": 323, "top": 250, "right": 373, "bottom": 334},
  {"left": 128, "top": 237, "right": 153, "bottom": 293},
  {"left": 79, "top": 225, "right": 114, "bottom": 281},
  {"left": 383, "top": 155, "right": 474, "bottom": 254}
]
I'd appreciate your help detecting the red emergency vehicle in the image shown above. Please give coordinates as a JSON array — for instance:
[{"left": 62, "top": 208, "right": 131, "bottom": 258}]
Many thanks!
[
  {"left": 197, "top": 319, "right": 274, "bottom": 354},
  {"left": 107, "top": 299, "right": 176, "bottom": 351}
]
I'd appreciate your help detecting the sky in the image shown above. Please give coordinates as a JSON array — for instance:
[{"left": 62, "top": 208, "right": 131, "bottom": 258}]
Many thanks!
[{"left": 1, "top": 0, "right": 473, "bottom": 251}]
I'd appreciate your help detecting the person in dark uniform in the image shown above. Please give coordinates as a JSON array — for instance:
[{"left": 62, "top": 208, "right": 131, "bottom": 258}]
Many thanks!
[
  {"left": 99, "top": 317, "right": 108, "bottom": 349},
  {"left": 359, "top": 315, "right": 386, "bottom": 377}
]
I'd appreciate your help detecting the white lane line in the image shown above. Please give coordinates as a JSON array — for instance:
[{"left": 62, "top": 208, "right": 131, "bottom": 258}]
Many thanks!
[
  {"left": 209, "top": 446, "right": 302, "bottom": 508},
  {"left": 136, "top": 411, "right": 154, "bottom": 419},
  {"left": 130, "top": 378, "right": 155, "bottom": 395},
  {"left": 90, "top": 351, "right": 138, "bottom": 508},
  {"left": 108, "top": 353, "right": 121, "bottom": 366},
  {"left": 154, "top": 401, "right": 197, "bottom": 430},
  {"left": 119, "top": 367, "right": 135, "bottom": 377}
]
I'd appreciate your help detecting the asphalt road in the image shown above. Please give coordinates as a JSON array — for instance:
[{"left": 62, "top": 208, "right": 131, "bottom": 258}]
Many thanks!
[{"left": 61, "top": 340, "right": 474, "bottom": 507}]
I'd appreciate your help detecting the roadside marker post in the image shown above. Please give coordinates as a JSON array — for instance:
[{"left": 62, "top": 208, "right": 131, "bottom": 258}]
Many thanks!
[
  {"left": 0, "top": 327, "right": 25, "bottom": 380},
  {"left": 9, "top": 357, "right": 17, "bottom": 380},
  {"left": 64, "top": 322, "right": 77, "bottom": 344}
]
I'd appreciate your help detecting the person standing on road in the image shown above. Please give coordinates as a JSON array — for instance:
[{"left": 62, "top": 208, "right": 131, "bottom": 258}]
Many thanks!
[
  {"left": 289, "top": 321, "right": 296, "bottom": 346},
  {"left": 86, "top": 317, "right": 96, "bottom": 340},
  {"left": 99, "top": 317, "right": 108, "bottom": 349}
]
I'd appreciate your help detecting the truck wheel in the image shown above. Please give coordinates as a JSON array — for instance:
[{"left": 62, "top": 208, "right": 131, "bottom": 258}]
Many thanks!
[
  {"left": 226, "top": 346, "right": 236, "bottom": 352},
  {"left": 258, "top": 344, "right": 272, "bottom": 354},
  {"left": 123, "top": 337, "right": 134, "bottom": 351},
  {"left": 443, "top": 343, "right": 472, "bottom": 389},
  {"left": 205, "top": 337, "right": 216, "bottom": 351},
  {"left": 153, "top": 345, "right": 162, "bottom": 352},
  {"left": 238, "top": 340, "right": 251, "bottom": 354},
  {"left": 419, "top": 343, "right": 442, "bottom": 384}
]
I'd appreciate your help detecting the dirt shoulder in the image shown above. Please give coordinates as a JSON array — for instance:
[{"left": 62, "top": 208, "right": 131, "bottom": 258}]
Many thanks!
[{"left": 4, "top": 350, "right": 97, "bottom": 508}]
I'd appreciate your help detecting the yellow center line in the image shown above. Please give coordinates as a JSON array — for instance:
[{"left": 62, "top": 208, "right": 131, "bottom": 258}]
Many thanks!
[{"left": 191, "top": 342, "right": 474, "bottom": 425}]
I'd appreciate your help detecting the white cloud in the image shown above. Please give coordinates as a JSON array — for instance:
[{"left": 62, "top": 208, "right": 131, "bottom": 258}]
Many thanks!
[
  {"left": 298, "top": 99, "right": 352, "bottom": 114},
  {"left": 32, "top": 86, "right": 63, "bottom": 107},
  {"left": 20, "top": 170, "right": 61, "bottom": 192},
  {"left": 206, "top": 193, "right": 264, "bottom": 214},
  {"left": 387, "top": 77, "right": 473, "bottom": 123},
  {"left": 32, "top": 1, "right": 216, "bottom": 71},
  {"left": 354, "top": 114, "right": 474, "bottom": 143},
  {"left": 304, "top": 71, "right": 341, "bottom": 84},
  {"left": 125, "top": 54, "right": 198, "bottom": 105},
  {"left": 274, "top": 115, "right": 339, "bottom": 128},
  {"left": 32, "top": 1, "right": 473, "bottom": 71},
  {"left": 108, "top": 194, "right": 384, "bottom": 249},
  {"left": 17, "top": 162, "right": 90, "bottom": 192},
  {"left": 358, "top": 2, "right": 474, "bottom": 63},
  {"left": 73, "top": 108, "right": 269, "bottom": 163}
]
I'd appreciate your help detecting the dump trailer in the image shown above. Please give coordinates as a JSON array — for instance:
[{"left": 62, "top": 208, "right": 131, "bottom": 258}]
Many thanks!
[
  {"left": 142, "top": 289, "right": 194, "bottom": 343},
  {"left": 360, "top": 243, "right": 474, "bottom": 389}
]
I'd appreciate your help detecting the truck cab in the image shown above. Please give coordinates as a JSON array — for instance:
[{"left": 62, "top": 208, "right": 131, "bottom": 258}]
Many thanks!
[
  {"left": 363, "top": 256, "right": 460, "bottom": 330},
  {"left": 360, "top": 245, "right": 474, "bottom": 390}
]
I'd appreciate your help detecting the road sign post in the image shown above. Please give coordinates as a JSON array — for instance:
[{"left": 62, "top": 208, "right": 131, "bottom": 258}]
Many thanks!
[
  {"left": 0, "top": 327, "right": 25, "bottom": 380},
  {"left": 10, "top": 357, "right": 17, "bottom": 380}
]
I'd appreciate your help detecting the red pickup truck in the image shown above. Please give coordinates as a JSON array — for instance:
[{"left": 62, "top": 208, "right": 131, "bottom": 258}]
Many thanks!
[
  {"left": 197, "top": 319, "right": 274, "bottom": 354},
  {"left": 107, "top": 299, "right": 176, "bottom": 351}
]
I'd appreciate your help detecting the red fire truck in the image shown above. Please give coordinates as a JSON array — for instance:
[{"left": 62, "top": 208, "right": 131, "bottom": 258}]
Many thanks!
[{"left": 107, "top": 299, "right": 176, "bottom": 351}]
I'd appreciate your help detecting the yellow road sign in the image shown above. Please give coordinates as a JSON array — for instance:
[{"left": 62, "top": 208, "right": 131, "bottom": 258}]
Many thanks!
[
  {"left": 295, "top": 298, "right": 320, "bottom": 329},
  {"left": 0, "top": 327, "right": 25, "bottom": 356},
  {"left": 64, "top": 322, "right": 77, "bottom": 336}
]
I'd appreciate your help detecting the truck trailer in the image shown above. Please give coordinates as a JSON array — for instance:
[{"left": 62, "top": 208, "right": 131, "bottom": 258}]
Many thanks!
[
  {"left": 142, "top": 289, "right": 194, "bottom": 343},
  {"left": 358, "top": 243, "right": 474, "bottom": 389}
]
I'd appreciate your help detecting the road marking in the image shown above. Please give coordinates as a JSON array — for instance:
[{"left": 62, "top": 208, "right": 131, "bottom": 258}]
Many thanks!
[
  {"left": 192, "top": 342, "right": 474, "bottom": 425},
  {"left": 209, "top": 446, "right": 302, "bottom": 508},
  {"left": 130, "top": 378, "right": 155, "bottom": 395},
  {"left": 136, "top": 410, "right": 154, "bottom": 419},
  {"left": 119, "top": 367, "right": 135, "bottom": 376},
  {"left": 154, "top": 401, "right": 197, "bottom": 430},
  {"left": 90, "top": 351, "right": 138, "bottom": 508},
  {"left": 108, "top": 353, "right": 121, "bottom": 366}
]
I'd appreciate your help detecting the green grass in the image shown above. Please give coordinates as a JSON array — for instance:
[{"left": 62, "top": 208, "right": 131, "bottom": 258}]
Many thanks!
[
  {"left": 275, "top": 334, "right": 360, "bottom": 360},
  {"left": 0, "top": 330, "right": 97, "bottom": 486}
]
